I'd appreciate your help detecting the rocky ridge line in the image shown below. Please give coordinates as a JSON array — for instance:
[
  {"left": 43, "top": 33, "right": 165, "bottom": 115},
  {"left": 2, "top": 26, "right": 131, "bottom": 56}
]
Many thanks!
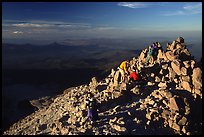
[{"left": 3, "top": 37, "right": 202, "bottom": 135}]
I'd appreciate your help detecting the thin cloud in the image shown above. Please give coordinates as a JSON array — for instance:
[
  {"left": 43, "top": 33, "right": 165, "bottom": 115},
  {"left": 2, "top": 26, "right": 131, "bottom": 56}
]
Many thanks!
[
  {"left": 3, "top": 20, "right": 92, "bottom": 29},
  {"left": 13, "top": 31, "right": 23, "bottom": 34},
  {"left": 118, "top": 2, "right": 148, "bottom": 8},
  {"left": 162, "top": 2, "right": 202, "bottom": 16}
]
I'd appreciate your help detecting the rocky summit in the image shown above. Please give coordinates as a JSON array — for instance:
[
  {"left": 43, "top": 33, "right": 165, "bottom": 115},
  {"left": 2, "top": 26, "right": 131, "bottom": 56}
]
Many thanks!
[{"left": 3, "top": 37, "right": 202, "bottom": 135}]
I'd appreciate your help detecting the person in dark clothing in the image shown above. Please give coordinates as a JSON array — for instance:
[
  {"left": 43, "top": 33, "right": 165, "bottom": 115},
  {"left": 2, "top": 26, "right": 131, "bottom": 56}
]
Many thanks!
[{"left": 86, "top": 93, "right": 99, "bottom": 123}]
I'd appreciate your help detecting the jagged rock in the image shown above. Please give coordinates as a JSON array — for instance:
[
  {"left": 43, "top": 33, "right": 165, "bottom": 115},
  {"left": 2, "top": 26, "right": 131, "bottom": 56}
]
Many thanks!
[
  {"left": 138, "top": 48, "right": 148, "bottom": 63},
  {"left": 155, "top": 76, "right": 161, "bottom": 82},
  {"left": 192, "top": 67, "right": 202, "bottom": 90},
  {"left": 161, "top": 109, "right": 170, "bottom": 119},
  {"left": 113, "top": 70, "right": 120, "bottom": 87},
  {"left": 181, "top": 81, "right": 191, "bottom": 92},
  {"left": 171, "top": 59, "right": 181, "bottom": 75},
  {"left": 168, "top": 67, "right": 176, "bottom": 80},
  {"left": 130, "top": 87, "right": 140, "bottom": 95},
  {"left": 182, "top": 126, "right": 187, "bottom": 134},
  {"left": 120, "top": 83, "right": 127, "bottom": 91},
  {"left": 181, "top": 67, "right": 187, "bottom": 76},
  {"left": 181, "top": 76, "right": 190, "bottom": 83},
  {"left": 147, "top": 82, "right": 154, "bottom": 86},
  {"left": 172, "top": 122, "right": 180, "bottom": 131},
  {"left": 158, "top": 82, "right": 167, "bottom": 89},
  {"left": 109, "top": 68, "right": 115, "bottom": 78},
  {"left": 111, "top": 124, "right": 126, "bottom": 132},
  {"left": 193, "top": 88, "right": 202, "bottom": 97},
  {"left": 157, "top": 49, "right": 164, "bottom": 60},
  {"left": 190, "top": 60, "right": 196, "bottom": 69},
  {"left": 183, "top": 61, "right": 190, "bottom": 68},
  {"left": 169, "top": 40, "right": 177, "bottom": 51},
  {"left": 109, "top": 117, "right": 117, "bottom": 124},
  {"left": 165, "top": 51, "right": 178, "bottom": 61},
  {"left": 90, "top": 77, "right": 98, "bottom": 90},
  {"left": 162, "top": 63, "right": 169, "bottom": 70}
]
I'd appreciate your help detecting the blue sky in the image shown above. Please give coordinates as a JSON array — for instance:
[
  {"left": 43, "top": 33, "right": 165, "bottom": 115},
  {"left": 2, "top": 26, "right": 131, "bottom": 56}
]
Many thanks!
[{"left": 2, "top": 2, "right": 202, "bottom": 44}]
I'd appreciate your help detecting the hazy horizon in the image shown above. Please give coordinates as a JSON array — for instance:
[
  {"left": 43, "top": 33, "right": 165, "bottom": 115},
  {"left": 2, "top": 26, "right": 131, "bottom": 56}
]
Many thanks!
[{"left": 2, "top": 2, "right": 202, "bottom": 45}]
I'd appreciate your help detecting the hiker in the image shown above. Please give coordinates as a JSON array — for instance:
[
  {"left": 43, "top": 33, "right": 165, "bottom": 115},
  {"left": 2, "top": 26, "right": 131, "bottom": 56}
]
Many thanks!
[
  {"left": 86, "top": 93, "right": 99, "bottom": 123},
  {"left": 128, "top": 68, "right": 140, "bottom": 83},
  {"left": 152, "top": 42, "right": 159, "bottom": 60},
  {"left": 145, "top": 43, "right": 158, "bottom": 65},
  {"left": 145, "top": 44, "right": 154, "bottom": 64},
  {"left": 118, "top": 60, "right": 129, "bottom": 83}
]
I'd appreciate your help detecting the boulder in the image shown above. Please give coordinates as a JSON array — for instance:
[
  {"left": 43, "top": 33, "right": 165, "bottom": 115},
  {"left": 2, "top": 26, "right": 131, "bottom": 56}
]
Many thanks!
[
  {"left": 166, "top": 51, "right": 178, "bottom": 61},
  {"left": 139, "top": 52, "right": 146, "bottom": 63},
  {"left": 162, "top": 64, "right": 169, "bottom": 70},
  {"left": 181, "top": 67, "right": 187, "bottom": 76},
  {"left": 112, "top": 124, "right": 126, "bottom": 132},
  {"left": 155, "top": 76, "right": 161, "bottom": 82},
  {"left": 158, "top": 82, "right": 167, "bottom": 89},
  {"left": 183, "top": 61, "right": 190, "bottom": 68},
  {"left": 192, "top": 67, "right": 202, "bottom": 89},
  {"left": 190, "top": 60, "right": 196, "bottom": 69},
  {"left": 178, "top": 116, "right": 187, "bottom": 126},
  {"left": 168, "top": 67, "right": 176, "bottom": 80},
  {"left": 113, "top": 70, "right": 120, "bottom": 87},
  {"left": 90, "top": 77, "right": 98, "bottom": 90},
  {"left": 170, "top": 40, "right": 177, "bottom": 51},
  {"left": 171, "top": 59, "right": 182, "bottom": 75},
  {"left": 172, "top": 122, "right": 180, "bottom": 131},
  {"left": 169, "top": 97, "right": 179, "bottom": 111},
  {"left": 181, "top": 81, "right": 191, "bottom": 92},
  {"left": 181, "top": 76, "right": 190, "bottom": 83},
  {"left": 110, "top": 69, "right": 115, "bottom": 77},
  {"left": 193, "top": 88, "right": 202, "bottom": 96},
  {"left": 157, "top": 50, "right": 164, "bottom": 60}
]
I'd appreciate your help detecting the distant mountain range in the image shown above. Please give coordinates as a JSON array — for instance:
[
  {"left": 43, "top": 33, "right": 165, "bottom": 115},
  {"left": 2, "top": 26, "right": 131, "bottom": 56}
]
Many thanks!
[{"left": 2, "top": 42, "right": 141, "bottom": 70}]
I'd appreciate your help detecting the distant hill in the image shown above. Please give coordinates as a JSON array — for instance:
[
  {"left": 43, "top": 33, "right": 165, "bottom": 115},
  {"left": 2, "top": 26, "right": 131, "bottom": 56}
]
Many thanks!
[{"left": 2, "top": 42, "right": 141, "bottom": 70}]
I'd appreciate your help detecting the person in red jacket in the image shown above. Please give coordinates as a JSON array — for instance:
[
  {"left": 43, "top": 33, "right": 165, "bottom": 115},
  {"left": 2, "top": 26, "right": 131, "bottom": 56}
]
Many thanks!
[{"left": 129, "top": 69, "right": 139, "bottom": 82}]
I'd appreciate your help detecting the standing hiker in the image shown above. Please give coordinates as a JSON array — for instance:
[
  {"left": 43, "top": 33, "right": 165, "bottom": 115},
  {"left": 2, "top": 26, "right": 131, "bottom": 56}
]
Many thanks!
[
  {"left": 86, "top": 93, "right": 99, "bottom": 124},
  {"left": 146, "top": 43, "right": 158, "bottom": 65}
]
